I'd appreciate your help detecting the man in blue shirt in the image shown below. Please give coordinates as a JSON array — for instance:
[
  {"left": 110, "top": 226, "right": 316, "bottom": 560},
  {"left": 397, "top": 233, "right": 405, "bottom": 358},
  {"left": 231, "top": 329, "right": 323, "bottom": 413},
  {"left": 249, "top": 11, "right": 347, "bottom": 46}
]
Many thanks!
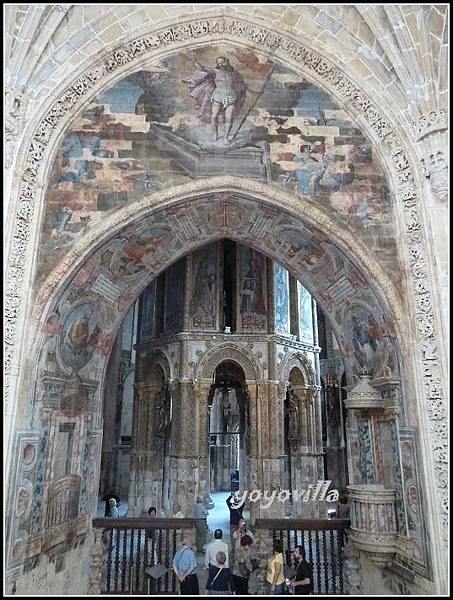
[{"left": 172, "top": 534, "right": 199, "bottom": 595}]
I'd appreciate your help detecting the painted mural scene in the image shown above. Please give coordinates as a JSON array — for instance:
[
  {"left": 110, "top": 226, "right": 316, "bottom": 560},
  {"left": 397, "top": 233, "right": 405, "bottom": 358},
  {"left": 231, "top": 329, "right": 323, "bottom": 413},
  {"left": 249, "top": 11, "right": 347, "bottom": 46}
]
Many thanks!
[
  {"left": 37, "top": 44, "right": 398, "bottom": 292},
  {"left": 5, "top": 4, "right": 448, "bottom": 598}
]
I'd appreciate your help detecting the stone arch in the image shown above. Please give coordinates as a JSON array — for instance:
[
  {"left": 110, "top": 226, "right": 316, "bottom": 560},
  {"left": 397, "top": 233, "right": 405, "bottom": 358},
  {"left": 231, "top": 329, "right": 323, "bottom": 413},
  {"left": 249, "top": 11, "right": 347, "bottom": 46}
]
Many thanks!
[
  {"left": 4, "top": 13, "right": 447, "bottom": 591},
  {"left": 27, "top": 181, "right": 404, "bottom": 365},
  {"left": 197, "top": 343, "right": 259, "bottom": 383},
  {"left": 280, "top": 351, "right": 317, "bottom": 391},
  {"left": 139, "top": 349, "right": 172, "bottom": 383}
]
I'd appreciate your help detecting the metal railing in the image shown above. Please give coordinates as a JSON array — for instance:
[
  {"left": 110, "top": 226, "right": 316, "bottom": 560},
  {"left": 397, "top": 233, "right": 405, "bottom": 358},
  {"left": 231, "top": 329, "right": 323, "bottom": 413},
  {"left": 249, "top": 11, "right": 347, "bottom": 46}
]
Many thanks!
[
  {"left": 255, "top": 518, "right": 350, "bottom": 595},
  {"left": 92, "top": 518, "right": 195, "bottom": 594}
]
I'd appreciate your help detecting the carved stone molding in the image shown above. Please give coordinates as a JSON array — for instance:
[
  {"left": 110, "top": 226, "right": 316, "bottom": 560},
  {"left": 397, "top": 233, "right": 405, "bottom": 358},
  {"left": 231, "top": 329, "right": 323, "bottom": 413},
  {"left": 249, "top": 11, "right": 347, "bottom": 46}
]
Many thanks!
[
  {"left": 4, "top": 13, "right": 447, "bottom": 562},
  {"left": 197, "top": 343, "right": 259, "bottom": 381},
  {"left": 5, "top": 86, "right": 29, "bottom": 168},
  {"left": 411, "top": 110, "right": 448, "bottom": 141},
  {"left": 420, "top": 150, "right": 448, "bottom": 203},
  {"left": 280, "top": 351, "right": 317, "bottom": 390}
]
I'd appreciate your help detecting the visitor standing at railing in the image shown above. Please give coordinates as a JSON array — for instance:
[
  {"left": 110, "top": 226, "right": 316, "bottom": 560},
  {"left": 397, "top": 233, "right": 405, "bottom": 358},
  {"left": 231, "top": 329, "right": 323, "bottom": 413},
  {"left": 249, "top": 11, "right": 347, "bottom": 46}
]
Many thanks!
[
  {"left": 266, "top": 538, "right": 285, "bottom": 594},
  {"left": 102, "top": 488, "right": 120, "bottom": 517},
  {"left": 290, "top": 546, "right": 313, "bottom": 595},
  {"left": 172, "top": 534, "right": 199, "bottom": 595},
  {"left": 107, "top": 498, "right": 119, "bottom": 518}
]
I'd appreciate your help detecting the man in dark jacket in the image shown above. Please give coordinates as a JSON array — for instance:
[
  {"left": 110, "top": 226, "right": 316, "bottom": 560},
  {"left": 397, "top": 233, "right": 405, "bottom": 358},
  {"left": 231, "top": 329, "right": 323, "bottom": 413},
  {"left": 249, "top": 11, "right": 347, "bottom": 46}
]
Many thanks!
[
  {"left": 226, "top": 492, "right": 244, "bottom": 559},
  {"left": 291, "top": 546, "right": 313, "bottom": 594}
]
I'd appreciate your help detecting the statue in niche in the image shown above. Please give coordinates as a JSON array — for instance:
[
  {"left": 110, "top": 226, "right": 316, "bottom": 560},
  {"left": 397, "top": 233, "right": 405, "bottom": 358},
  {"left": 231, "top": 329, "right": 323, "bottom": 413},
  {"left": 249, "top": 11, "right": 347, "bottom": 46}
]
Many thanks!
[
  {"left": 221, "top": 390, "right": 231, "bottom": 427},
  {"left": 154, "top": 387, "right": 170, "bottom": 438},
  {"left": 286, "top": 389, "right": 300, "bottom": 441},
  {"left": 326, "top": 387, "right": 340, "bottom": 424}
]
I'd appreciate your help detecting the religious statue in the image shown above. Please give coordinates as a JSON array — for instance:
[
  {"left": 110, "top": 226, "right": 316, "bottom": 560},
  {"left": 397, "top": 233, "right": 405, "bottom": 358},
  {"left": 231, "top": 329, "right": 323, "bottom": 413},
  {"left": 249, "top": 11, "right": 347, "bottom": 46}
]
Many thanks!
[{"left": 286, "top": 389, "right": 300, "bottom": 441}]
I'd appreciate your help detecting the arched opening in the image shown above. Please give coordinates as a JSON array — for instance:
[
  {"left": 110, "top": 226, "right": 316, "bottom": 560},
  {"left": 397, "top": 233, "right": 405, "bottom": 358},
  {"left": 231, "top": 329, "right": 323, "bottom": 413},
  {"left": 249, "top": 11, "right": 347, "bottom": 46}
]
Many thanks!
[
  {"left": 4, "top": 10, "right": 446, "bottom": 596},
  {"left": 92, "top": 237, "right": 359, "bottom": 524},
  {"left": 208, "top": 361, "right": 248, "bottom": 494}
]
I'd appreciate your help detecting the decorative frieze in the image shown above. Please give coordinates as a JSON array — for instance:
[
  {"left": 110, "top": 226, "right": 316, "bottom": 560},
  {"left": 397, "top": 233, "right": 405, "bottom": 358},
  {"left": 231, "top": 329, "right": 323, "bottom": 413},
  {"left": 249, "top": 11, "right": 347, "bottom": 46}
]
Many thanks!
[{"left": 411, "top": 110, "right": 448, "bottom": 141}]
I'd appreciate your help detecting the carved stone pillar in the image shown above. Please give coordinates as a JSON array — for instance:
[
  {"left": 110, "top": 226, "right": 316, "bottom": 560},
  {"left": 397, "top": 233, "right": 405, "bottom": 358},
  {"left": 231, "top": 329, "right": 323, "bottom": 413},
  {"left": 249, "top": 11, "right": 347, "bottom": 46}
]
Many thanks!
[
  {"left": 128, "top": 381, "right": 161, "bottom": 515},
  {"left": 88, "top": 528, "right": 104, "bottom": 595},
  {"left": 196, "top": 380, "right": 212, "bottom": 504},
  {"left": 343, "top": 541, "right": 363, "bottom": 595},
  {"left": 255, "top": 527, "right": 272, "bottom": 595},
  {"left": 169, "top": 339, "right": 198, "bottom": 516}
]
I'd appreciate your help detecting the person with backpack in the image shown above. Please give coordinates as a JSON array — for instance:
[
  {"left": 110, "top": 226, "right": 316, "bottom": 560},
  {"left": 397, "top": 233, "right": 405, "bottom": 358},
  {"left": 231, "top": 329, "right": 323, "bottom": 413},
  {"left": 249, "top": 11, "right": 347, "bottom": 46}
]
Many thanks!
[{"left": 231, "top": 535, "right": 254, "bottom": 594}]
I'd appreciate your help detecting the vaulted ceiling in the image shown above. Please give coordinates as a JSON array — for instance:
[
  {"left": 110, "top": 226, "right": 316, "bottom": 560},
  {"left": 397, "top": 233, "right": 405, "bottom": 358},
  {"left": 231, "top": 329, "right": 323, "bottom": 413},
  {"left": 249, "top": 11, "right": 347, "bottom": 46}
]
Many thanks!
[{"left": 5, "top": 4, "right": 448, "bottom": 119}]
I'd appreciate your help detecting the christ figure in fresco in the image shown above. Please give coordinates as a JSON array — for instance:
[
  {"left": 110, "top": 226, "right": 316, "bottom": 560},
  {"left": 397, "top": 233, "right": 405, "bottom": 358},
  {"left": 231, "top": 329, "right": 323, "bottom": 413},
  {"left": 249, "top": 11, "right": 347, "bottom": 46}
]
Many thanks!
[{"left": 184, "top": 55, "right": 247, "bottom": 143}]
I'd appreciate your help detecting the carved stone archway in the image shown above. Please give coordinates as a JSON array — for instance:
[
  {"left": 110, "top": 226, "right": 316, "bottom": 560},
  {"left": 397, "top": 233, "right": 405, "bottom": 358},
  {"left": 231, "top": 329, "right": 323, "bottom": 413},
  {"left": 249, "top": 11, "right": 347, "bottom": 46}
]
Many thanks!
[
  {"left": 197, "top": 343, "right": 260, "bottom": 383},
  {"left": 4, "top": 13, "right": 447, "bottom": 594}
]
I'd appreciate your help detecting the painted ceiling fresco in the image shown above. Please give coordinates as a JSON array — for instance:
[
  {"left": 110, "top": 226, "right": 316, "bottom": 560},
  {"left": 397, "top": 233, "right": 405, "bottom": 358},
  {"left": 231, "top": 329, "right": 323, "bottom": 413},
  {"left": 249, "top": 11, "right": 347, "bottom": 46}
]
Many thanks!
[{"left": 37, "top": 44, "right": 399, "bottom": 289}]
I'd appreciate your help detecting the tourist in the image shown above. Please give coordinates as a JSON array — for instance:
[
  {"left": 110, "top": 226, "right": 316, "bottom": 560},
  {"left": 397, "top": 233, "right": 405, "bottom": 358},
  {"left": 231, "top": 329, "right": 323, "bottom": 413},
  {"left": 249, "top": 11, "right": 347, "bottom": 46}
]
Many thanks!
[
  {"left": 232, "top": 519, "right": 255, "bottom": 554},
  {"left": 107, "top": 497, "right": 119, "bottom": 518},
  {"left": 266, "top": 538, "right": 285, "bottom": 594},
  {"left": 172, "top": 534, "right": 199, "bottom": 595},
  {"left": 193, "top": 497, "right": 209, "bottom": 553},
  {"left": 205, "top": 529, "right": 229, "bottom": 568},
  {"left": 206, "top": 551, "right": 235, "bottom": 595},
  {"left": 231, "top": 535, "right": 254, "bottom": 594},
  {"left": 226, "top": 492, "right": 244, "bottom": 555},
  {"left": 291, "top": 546, "right": 313, "bottom": 595},
  {"left": 102, "top": 488, "right": 120, "bottom": 517}
]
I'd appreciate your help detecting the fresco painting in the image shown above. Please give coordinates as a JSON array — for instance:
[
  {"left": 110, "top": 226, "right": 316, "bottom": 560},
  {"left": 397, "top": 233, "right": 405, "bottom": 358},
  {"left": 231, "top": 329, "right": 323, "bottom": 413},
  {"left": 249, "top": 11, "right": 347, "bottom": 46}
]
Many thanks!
[
  {"left": 189, "top": 243, "right": 218, "bottom": 330},
  {"left": 238, "top": 245, "right": 267, "bottom": 331},
  {"left": 60, "top": 302, "right": 103, "bottom": 371},
  {"left": 274, "top": 263, "right": 289, "bottom": 334},
  {"left": 343, "top": 305, "right": 397, "bottom": 377},
  {"left": 37, "top": 44, "right": 398, "bottom": 291},
  {"left": 298, "top": 282, "right": 314, "bottom": 344},
  {"left": 36, "top": 195, "right": 398, "bottom": 381},
  {"left": 164, "top": 260, "right": 184, "bottom": 334},
  {"left": 139, "top": 280, "right": 156, "bottom": 339}
]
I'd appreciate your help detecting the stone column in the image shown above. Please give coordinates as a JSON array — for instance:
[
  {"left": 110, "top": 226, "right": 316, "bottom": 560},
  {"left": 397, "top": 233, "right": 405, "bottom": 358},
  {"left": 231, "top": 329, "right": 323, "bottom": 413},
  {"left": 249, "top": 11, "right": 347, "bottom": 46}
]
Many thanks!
[
  {"left": 169, "top": 339, "right": 198, "bottom": 517},
  {"left": 128, "top": 381, "right": 161, "bottom": 515},
  {"left": 88, "top": 528, "right": 104, "bottom": 595},
  {"left": 263, "top": 340, "right": 286, "bottom": 519},
  {"left": 196, "top": 380, "right": 212, "bottom": 503},
  {"left": 255, "top": 527, "right": 273, "bottom": 594}
]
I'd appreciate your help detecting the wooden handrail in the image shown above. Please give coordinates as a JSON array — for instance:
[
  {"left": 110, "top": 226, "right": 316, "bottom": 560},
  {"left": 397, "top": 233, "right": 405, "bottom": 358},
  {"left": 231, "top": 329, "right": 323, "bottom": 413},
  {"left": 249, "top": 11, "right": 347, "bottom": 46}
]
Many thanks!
[
  {"left": 255, "top": 518, "right": 351, "bottom": 530},
  {"left": 92, "top": 517, "right": 196, "bottom": 530}
]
